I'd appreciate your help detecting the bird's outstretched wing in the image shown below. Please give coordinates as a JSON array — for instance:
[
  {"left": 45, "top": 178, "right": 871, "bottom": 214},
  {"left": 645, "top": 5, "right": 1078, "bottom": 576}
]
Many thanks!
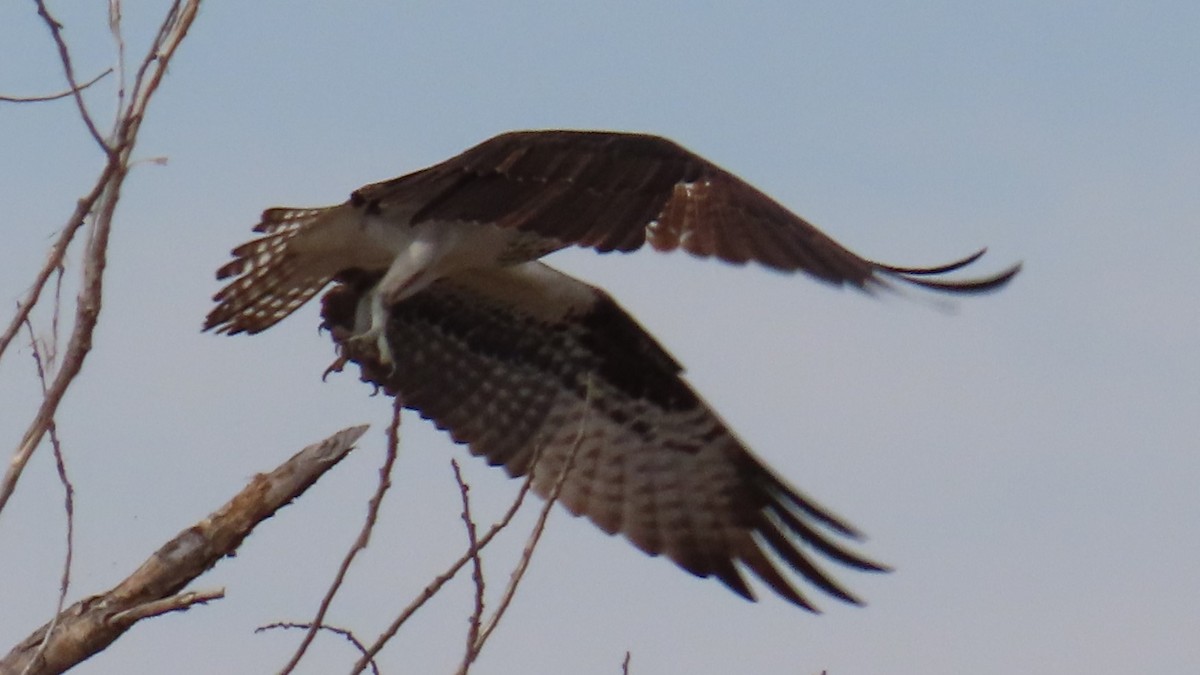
[
  {"left": 321, "top": 262, "right": 888, "bottom": 610},
  {"left": 350, "top": 130, "right": 1020, "bottom": 292},
  {"left": 207, "top": 130, "right": 1020, "bottom": 337}
]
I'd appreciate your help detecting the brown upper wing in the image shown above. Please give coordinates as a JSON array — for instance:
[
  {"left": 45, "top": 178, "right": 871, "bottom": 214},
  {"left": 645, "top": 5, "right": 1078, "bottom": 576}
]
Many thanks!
[
  {"left": 350, "top": 130, "right": 1020, "bottom": 292},
  {"left": 322, "top": 262, "right": 887, "bottom": 611}
]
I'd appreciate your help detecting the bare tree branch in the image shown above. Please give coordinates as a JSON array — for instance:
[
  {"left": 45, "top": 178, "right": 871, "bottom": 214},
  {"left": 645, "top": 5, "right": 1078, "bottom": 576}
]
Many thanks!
[
  {"left": 107, "top": 0, "right": 128, "bottom": 111},
  {"left": 32, "top": 0, "right": 110, "bottom": 150},
  {"left": 0, "top": 0, "right": 202, "bottom": 517},
  {"left": 464, "top": 376, "right": 593, "bottom": 670},
  {"left": 0, "top": 425, "right": 368, "bottom": 675},
  {"left": 452, "top": 460, "right": 487, "bottom": 675},
  {"left": 256, "top": 623, "right": 379, "bottom": 675},
  {"left": 108, "top": 589, "right": 225, "bottom": 624},
  {"left": 0, "top": 67, "right": 114, "bottom": 103},
  {"left": 277, "top": 403, "right": 401, "bottom": 675},
  {"left": 348, "top": 460, "right": 539, "bottom": 675},
  {"left": 0, "top": 203, "right": 86, "bottom": 366},
  {"left": 20, "top": 318, "right": 77, "bottom": 674}
]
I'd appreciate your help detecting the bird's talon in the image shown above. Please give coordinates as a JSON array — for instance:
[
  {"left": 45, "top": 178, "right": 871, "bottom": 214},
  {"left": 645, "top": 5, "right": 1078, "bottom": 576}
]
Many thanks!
[{"left": 322, "top": 354, "right": 349, "bottom": 381}]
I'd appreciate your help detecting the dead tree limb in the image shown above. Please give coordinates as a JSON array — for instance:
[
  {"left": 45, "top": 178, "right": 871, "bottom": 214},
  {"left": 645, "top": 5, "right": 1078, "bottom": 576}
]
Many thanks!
[{"left": 0, "top": 425, "right": 368, "bottom": 675}]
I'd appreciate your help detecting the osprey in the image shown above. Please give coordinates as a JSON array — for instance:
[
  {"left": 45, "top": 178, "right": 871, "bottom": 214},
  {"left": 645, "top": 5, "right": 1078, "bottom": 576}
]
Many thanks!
[{"left": 206, "top": 130, "right": 1019, "bottom": 610}]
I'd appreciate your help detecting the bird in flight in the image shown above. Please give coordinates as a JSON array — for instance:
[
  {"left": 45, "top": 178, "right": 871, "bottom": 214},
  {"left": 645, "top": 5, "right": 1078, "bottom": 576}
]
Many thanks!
[{"left": 206, "top": 130, "right": 1019, "bottom": 611}]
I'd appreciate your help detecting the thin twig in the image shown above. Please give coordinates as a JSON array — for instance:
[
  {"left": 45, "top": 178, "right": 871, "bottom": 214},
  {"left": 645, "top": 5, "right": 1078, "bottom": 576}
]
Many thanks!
[
  {"left": 452, "top": 460, "right": 486, "bottom": 675},
  {"left": 48, "top": 267, "right": 63, "bottom": 369},
  {"left": 107, "top": 0, "right": 127, "bottom": 113},
  {"left": 277, "top": 400, "right": 402, "bottom": 675},
  {"left": 621, "top": 651, "right": 631, "bottom": 675},
  {"left": 471, "top": 375, "right": 594, "bottom": 658},
  {"left": 108, "top": 589, "right": 225, "bottom": 624},
  {"left": 348, "top": 462, "right": 540, "bottom": 674},
  {"left": 32, "top": 0, "right": 109, "bottom": 150},
  {"left": 19, "top": 320, "right": 76, "bottom": 675},
  {"left": 0, "top": 196, "right": 94, "bottom": 366},
  {"left": 256, "top": 623, "right": 379, "bottom": 675},
  {"left": 0, "top": 68, "right": 114, "bottom": 103}
]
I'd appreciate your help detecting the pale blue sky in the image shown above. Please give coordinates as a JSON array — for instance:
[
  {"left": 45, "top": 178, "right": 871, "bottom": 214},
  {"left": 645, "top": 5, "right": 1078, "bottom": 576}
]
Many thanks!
[{"left": 2, "top": 2, "right": 1198, "bottom": 673}]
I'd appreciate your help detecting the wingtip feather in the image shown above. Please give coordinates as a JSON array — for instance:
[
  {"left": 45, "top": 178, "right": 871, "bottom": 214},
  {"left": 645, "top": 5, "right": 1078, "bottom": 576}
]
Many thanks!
[{"left": 874, "top": 248, "right": 1022, "bottom": 294}]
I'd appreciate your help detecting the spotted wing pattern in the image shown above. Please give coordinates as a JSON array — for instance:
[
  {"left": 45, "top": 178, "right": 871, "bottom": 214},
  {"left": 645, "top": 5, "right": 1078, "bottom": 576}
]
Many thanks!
[{"left": 321, "top": 263, "right": 887, "bottom": 610}]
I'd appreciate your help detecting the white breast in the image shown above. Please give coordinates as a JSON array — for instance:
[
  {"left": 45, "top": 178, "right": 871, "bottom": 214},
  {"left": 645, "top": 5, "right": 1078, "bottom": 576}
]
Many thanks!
[{"left": 355, "top": 213, "right": 525, "bottom": 308}]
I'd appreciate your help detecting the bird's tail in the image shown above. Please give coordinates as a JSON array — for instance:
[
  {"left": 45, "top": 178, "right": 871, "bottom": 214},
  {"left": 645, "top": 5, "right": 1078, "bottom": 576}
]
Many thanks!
[{"left": 204, "top": 207, "right": 337, "bottom": 335}]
